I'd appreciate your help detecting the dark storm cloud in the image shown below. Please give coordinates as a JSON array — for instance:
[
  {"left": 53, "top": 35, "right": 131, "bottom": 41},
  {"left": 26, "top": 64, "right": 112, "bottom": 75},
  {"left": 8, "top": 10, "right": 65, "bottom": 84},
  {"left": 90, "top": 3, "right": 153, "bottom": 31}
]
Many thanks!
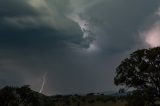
[
  {"left": 0, "top": 0, "right": 86, "bottom": 93},
  {"left": 0, "top": 0, "right": 38, "bottom": 17},
  {"left": 0, "top": 0, "right": 159, "bottom": 94},
  {"left": 0, "top": 0, "right": 84, "bottom": 51},
  {"left": 0, "top": 27, "right": 83, "bottom": 50},
  {"left": 83, "top": 0, "right": 160, "bottom": 53}
]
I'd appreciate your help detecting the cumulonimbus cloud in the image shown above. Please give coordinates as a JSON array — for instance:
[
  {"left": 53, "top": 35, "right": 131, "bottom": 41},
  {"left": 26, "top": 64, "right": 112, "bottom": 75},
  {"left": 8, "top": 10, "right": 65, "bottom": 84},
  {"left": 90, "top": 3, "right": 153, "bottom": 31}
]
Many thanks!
[
  {"left": 142, "top": 24, "right": 160, "bottom": 47},
  {"left": 139, "top": 8, "right": 160, "bottom": 48}
]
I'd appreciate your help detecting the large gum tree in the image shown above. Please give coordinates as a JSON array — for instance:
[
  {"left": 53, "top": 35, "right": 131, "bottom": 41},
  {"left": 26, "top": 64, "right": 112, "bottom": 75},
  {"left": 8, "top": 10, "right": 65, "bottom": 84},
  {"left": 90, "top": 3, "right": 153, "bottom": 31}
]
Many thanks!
[{"left": 114, "top": 47, "right": 160, "bottom": 105}]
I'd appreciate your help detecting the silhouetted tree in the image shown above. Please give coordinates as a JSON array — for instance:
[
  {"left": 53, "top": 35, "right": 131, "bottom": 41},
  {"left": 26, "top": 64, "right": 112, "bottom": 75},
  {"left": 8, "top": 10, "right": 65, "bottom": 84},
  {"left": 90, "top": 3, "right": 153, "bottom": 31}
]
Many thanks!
[
  {"left": 114, "top": 47, "right": 160, "bottom": 105},
  {"left": 126, "top": 90, "right": 145, "bottom": 106},
  {"left": 0, "top": 85, "right": 55, "bottom": 106},
  {"left": 86, "top": 93, "right": 94, "bottom": 96},
  {"left": 0, "top": 86, "right": 19, "bottom": 106}
]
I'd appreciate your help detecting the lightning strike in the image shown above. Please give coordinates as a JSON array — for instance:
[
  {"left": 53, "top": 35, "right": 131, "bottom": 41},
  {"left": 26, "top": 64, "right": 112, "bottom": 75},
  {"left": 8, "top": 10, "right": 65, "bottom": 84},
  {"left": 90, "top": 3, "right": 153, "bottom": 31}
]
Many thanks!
[{"left": 39, "top": 72, "right": 48, "bottom": 93}]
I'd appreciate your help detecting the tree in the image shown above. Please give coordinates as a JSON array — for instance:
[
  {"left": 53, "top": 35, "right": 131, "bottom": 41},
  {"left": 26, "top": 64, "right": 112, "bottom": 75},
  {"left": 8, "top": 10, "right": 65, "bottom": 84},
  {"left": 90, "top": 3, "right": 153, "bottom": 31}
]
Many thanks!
[
  {"left": 0, "top": 86, "right": 19, "bottom": 106},
  {"left": 114, "top": 47, "right": 160, "bottom": 105},
  {"left": 126, "top": 90, "right": 146, "bottom": 106}
]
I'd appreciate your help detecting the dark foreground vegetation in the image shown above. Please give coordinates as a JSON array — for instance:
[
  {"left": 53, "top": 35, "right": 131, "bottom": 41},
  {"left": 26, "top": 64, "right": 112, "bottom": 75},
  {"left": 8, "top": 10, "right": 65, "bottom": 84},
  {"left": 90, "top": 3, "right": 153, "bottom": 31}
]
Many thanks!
[{"left": 0, "top": 85, "right": 126, "bottom": 106}]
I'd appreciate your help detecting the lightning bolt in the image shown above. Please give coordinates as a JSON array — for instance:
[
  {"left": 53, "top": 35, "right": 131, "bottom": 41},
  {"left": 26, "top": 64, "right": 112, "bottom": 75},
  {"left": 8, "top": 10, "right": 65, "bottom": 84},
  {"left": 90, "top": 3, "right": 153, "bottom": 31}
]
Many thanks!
[{"left": 39, "top": 72, "right": 48, "bottom": 93}]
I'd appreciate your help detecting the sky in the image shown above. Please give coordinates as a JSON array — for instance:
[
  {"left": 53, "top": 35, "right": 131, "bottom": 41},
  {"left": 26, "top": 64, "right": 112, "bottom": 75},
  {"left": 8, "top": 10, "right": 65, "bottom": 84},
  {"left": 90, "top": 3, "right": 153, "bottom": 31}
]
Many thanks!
[{"left": 0, "top": 0, "right": 160, "bottom": 95}]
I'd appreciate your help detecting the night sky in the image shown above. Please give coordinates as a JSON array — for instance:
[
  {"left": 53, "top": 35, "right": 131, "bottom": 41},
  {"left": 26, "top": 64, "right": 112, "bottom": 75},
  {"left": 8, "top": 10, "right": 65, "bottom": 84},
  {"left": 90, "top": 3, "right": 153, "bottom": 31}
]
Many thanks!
[{"left": 0, "top": 0, "right": 160, "bottom": 95}]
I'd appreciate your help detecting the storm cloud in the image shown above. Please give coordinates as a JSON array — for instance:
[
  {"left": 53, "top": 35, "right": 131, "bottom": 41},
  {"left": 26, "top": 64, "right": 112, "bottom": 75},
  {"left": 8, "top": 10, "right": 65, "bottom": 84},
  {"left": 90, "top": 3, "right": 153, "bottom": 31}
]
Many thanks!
[{"left": 0, "top": 0, "right": 160, "bottom": 95}]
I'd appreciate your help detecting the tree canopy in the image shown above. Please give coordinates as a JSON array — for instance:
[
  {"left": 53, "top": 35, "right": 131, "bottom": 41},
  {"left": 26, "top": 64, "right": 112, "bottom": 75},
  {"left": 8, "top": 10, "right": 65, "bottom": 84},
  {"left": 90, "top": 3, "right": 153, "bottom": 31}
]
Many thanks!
[{"left": 114, "top": 47, "right": 160, "bottom": 105}]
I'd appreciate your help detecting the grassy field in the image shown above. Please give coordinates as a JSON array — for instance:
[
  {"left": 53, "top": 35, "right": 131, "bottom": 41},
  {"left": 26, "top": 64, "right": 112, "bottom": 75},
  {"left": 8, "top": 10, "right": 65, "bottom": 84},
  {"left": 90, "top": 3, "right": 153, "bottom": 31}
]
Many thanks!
[
  {"left": 53, "top": 100, "right": 126, "bottom": 106},
  {"left": 51, "top": 95, "right": 126, "bottom": 106}
]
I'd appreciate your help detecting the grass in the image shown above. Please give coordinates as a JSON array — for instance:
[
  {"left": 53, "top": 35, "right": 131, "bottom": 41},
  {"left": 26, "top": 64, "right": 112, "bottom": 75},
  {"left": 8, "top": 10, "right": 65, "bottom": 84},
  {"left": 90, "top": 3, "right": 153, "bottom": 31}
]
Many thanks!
[{"left": 51, "top": 95, "right": 127, "bottom": 106}]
